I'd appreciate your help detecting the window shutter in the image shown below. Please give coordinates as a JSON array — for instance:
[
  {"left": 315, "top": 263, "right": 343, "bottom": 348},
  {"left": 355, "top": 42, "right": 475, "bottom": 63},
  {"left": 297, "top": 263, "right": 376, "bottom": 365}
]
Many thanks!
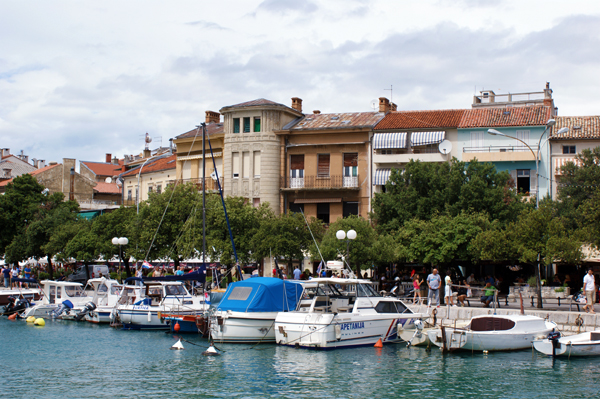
[
  {"left": 317, "top": 154, "right": 330, "bottom": 177},
  {"left": 290, "top": 154, "right": 304, "bottom": 170}
]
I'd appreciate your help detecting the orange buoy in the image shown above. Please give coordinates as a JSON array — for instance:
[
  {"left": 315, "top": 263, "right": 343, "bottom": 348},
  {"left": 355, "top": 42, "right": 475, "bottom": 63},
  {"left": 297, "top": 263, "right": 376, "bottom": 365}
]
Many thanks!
[
  {"left": 174, "top": 322, "right": 181, "bottom": 332},
  {"left": 374, "top": 338, "right": 383, "bottom": 348},
  {"left": 8, "top": 313, "right": 17, "bottom": 320}
]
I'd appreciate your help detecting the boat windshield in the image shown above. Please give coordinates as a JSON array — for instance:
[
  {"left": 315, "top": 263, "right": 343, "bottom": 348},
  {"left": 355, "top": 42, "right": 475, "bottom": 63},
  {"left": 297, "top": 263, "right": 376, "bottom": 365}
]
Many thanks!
[
  {"left": 65, "top": 286, "right": 86, "bottom": 297},
  {"left": 98, "top": 283, "right": 108, "bottom": 293},
  {"left": 355, "top": 283, "right": 381, "bottom": 297},
  {"left": 165, "top": 285, "right": 187, "bottom": 296}
]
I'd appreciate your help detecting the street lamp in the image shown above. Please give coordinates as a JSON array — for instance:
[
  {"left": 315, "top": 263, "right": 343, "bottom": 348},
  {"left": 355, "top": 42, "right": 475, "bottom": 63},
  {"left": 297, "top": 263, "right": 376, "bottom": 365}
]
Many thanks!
[
  {"left": 112, "top": 237, "right": 129, "bottom": 278},
  {"left": 487, "top": 119, "right": 567, "bottom": 208},
  {"left": 336, "top": 229, "right": 357, "bottom": 272}
]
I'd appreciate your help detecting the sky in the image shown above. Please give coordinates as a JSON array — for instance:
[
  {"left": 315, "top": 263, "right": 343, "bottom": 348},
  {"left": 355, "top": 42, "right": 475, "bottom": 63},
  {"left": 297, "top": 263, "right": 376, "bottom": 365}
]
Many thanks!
[{"left": 2, "top": 0, "right": 600, "bottom": 166}]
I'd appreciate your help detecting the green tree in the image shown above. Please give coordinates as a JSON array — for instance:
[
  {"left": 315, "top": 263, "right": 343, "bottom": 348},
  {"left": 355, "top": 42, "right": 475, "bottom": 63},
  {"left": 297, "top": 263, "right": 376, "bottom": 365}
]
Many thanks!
[{"left": 91, "top": 206, "right": 137, "bottom": 277}]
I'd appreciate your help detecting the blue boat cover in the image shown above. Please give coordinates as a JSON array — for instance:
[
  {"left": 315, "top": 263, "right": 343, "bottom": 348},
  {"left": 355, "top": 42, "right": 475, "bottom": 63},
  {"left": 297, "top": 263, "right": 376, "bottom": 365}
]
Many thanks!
[{"left": 217, "top": 277, "right": 303, "bottom": 313}]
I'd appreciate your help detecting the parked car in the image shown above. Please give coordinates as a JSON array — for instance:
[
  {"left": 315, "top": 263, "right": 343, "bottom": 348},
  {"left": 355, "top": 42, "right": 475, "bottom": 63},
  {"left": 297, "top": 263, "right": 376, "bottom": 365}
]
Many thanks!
[{"left": 68, "top": 265, "right": 109, "bottom": 284}]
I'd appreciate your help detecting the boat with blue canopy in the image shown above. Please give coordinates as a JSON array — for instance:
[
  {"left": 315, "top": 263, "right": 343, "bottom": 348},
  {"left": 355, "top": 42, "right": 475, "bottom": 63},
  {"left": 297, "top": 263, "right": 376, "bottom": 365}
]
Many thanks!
[{"left": 209, "top": 277, "right": 306, "bottom": 343}]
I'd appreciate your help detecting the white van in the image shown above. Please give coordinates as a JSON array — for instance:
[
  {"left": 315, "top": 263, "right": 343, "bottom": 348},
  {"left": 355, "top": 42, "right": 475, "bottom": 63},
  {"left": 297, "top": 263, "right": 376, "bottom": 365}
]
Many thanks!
[{"left": 68, "top": 265, "right": 110, "bottom": 284}]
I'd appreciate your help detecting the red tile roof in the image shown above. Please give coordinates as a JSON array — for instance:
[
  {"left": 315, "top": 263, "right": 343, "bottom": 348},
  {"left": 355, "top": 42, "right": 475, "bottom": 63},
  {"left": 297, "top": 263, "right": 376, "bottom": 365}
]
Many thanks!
[
  {"left": 290, "top": 112, "right": 384, "bottom": 131},
  {"left": 121, "top": 154, "right": 177, "bottom": 177},
  {"left": 552, "top": 116, "right": 600, "bottom": 140},
  {"left": 0, "top": 164, "right": 61, "bottom": 187},
  {"left": 375, "top": 110, "right": 466, "bottom": 130},
  {"left": 81, "top": 161, "right": 123, "bottom": 177},
  {"left": 176, "top": 122, "right": 224, "bottom": 139},
  {"left": 224, "top": 98, "right": 285, "bottom": 108},
  {"left": 459, "top": 106, "right": 553, "bottom": 128},
  {"left": 94, "top": 182, "right": 121, "bottom": 194}
]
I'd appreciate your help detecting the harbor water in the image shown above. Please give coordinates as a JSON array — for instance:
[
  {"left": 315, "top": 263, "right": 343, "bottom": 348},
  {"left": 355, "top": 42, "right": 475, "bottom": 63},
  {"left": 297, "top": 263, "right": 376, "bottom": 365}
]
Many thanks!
[{"left": 1, "top": 318, "right": 598, "bottom": 398}]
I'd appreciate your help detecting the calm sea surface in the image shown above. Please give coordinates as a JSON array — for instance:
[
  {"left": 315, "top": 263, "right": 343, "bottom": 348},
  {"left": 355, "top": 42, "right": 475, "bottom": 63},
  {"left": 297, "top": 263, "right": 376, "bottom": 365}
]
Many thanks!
[{"left": 1, "top": 318, "right": 598, "bottom": 398}]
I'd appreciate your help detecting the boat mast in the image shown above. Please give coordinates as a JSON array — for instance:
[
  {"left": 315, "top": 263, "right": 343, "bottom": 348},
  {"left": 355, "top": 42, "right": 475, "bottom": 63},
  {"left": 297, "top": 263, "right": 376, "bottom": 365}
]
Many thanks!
[{"left": 202, "top": 123, "right": 207, "bottom": 274}]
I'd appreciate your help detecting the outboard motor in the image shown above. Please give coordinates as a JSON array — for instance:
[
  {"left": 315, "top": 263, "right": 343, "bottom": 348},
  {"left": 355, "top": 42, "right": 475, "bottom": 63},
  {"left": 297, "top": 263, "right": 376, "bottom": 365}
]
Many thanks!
[
  {"left": 548, "top": 331, "right": 561, "bottom": 356},
  {"left": 51, "top": 300, "right": 74, "bottom": 318},
  {"left": 74, "top": 301, "right": 96, "bottom": 321}
]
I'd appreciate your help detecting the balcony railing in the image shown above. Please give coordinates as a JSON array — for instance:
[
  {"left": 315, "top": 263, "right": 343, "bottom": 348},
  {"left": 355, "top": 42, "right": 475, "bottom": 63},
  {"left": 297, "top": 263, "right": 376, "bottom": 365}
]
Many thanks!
[
  {"left": 167, "top": 177, "right": 224, "bottom": 191},
  {"left": 281, "top": 175, "right": 360, "bottom": 190},
  {"left": 463, "top": 145, "right": 539, "bottom": 153}
]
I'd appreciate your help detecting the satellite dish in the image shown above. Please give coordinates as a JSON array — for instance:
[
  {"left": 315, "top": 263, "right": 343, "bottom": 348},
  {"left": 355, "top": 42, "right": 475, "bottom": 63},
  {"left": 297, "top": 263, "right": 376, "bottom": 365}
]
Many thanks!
[
  {"left": 370, "top": 99, "right": 378, "bottom": 111},
  {"left": 105, "top": 177, "right": 112, "bottom": 183},
  {"left": 438, "top": 140, "right": 453, "bottom": 155},
  {"left": 210, "top": 171, "right": 218, "bottom": 181},
  {"left": 115, "top": 177, "right": 123, "bottom": 187}
]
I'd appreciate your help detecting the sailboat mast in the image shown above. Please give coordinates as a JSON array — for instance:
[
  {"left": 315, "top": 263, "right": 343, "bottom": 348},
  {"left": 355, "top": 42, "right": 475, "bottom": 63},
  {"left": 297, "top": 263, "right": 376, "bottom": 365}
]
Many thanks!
[{"left": 202, "top": 122, "right": 207, "bottom": 269}]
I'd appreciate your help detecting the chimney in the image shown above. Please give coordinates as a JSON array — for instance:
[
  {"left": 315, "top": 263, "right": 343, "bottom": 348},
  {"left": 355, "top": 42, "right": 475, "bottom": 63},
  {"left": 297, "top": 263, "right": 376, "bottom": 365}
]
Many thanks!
[
  {"left": 32, "top": 158, "right": 37, "bottom": 167},
  {"left": 379, "top": 97, "right": 390, "bottom": 113},
  {"left": 1, "top": 148, "right": 10, "bottom": 158},
  {"left": 38, "top": 160, "right": 45, "bottom": 168},
  {"left": 106, "top": 153, "right": 112, "bottom": 163},
  {"left": 313, "top": 110, "right": 321, "bottom": 114},
  {"left": 291, "top": 97, "right": 303, "bottom": 112},
  {"left": 205, "top": 110, "right": 220, "bottom": 124},
  {"left": 112, "top": 156, "right": 118, "bottom": 165},
  {"left": 62, "top": 158, "right": 76, "bottom": 195},
  {"left": 390, "top": 103, "right": 397, "bottom": 111},
  {"left": 143, "top": 149, "right": 151, "bottom": 158}
]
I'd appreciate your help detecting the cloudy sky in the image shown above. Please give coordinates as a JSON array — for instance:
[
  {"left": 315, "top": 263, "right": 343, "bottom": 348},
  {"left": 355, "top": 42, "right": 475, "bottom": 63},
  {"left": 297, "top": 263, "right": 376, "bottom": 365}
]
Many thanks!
[{"left": 1, "top": 0, "right": 600, "bottom": 166}]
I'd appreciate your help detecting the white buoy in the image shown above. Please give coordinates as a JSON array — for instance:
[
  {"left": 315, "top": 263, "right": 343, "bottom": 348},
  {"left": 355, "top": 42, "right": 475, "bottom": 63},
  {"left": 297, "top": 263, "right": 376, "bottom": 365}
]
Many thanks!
[
  {"left": 147, "top": 311, "right": 152, "bottom": 322},
  {"left": 170, "top": 339, "right": 184, "bottom": 350},
  {"left": 202, "top": 345, "right": 220, "bottom": 356}
]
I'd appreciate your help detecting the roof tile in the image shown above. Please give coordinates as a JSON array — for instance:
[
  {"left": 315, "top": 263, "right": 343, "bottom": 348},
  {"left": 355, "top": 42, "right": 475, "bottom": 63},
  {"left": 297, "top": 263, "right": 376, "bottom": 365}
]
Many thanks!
[
  {"left": 375, "top": 110, "right": 466, "bottom": 130},
  {"left": 459, "top": 106, "right": 552, "bottom": 128},
  {"left": 121, "top": 154, "right": 177, "bottom": 177},
  {"left": 552, "top": 116, "right": 600, "bottom": 140},
  {"left": 290, "top": 112, "right": 384, "bottom": 130}
]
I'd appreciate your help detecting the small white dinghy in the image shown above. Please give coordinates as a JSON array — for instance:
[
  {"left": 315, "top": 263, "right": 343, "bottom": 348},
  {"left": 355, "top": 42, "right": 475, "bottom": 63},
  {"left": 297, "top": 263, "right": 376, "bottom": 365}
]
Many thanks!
[
  {"left": 534, "top": 331, "right": 600, "bottom": 357},
  {"left": 427, "top": 314, "right": 556, "bottom": 352}
]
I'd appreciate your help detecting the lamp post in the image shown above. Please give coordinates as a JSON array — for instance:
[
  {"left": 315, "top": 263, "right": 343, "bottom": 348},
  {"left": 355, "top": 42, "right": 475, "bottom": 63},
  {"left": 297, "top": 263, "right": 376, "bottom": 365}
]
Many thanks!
[
  {"left": 336, "top": 229, "right": 357, "bottom": 275},
  {"left": 487, "top": 119, "right": 563, "bottom": 208},
  {"left": 112, "top": 237, "right": 129, "bottom": 278}
]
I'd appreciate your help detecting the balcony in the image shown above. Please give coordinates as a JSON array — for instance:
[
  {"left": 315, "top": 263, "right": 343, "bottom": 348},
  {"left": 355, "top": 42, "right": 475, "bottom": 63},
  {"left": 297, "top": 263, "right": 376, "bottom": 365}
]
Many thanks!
[
  {"left": 373, "top": 152, "right": 446, "bottom": 165},
  {"left": 281, "top": 175, "right": 360, "bottom": 191},
  {"left": 167, "top": 177, "right": 224, "bottom": 191},
  {"left": 462, "top": 145, "right": 538, "bottom": 162}
]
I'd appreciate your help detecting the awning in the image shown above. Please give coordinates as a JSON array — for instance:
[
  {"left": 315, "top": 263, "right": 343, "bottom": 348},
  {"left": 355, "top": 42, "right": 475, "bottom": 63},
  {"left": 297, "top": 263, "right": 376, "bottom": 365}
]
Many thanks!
[
  {"left": 78, "top": 210, "right": 102, "bottom": 220},
  {"left": 373, "top": 169, "right": 391, "bottom": 185},
  {"left": 411, "top": 131, "right": 445, "bottom": 146},
  {"left": 554, "top": 157, "right": 580, "bottom": 175},
  {"left": 294, "top": 198, "right": 342, "bottom": 204},
  {"left": 373, "top": 132, "right": 407, "bottom": 149}
]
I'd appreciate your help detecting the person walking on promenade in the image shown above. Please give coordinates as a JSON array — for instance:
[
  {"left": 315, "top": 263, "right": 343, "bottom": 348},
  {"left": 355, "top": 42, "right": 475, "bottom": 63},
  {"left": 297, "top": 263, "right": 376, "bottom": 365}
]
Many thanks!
[
  {"left": 444, "top": 271, "right": 455, "bottom": 306},
  {"left": 427, "top": 268, "right": 441, "bottom": 307},
  {"left": 412, "top": 274, "right": 423, "bottom": 304},
  {"left": 583, "top": 269, "right": 596, "bottom": 314}
]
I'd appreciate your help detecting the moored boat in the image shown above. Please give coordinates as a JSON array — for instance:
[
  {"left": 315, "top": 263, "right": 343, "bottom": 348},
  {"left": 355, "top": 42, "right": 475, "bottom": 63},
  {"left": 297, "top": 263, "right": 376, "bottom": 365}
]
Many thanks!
[
  {"left": 427, "top": 314, "right": 557, "bottom": 352},
  {"left": 20, "top": 280, "right": 93, "bottom": 320},
  {"left": 534, "top": 330, "right": 600, "bottom": 357},
  {"left": 274, "top": 277, "right": 425, "bottom": 349},
  {"left": 209, "top": 277, "right": 305, "bottom": 343}
]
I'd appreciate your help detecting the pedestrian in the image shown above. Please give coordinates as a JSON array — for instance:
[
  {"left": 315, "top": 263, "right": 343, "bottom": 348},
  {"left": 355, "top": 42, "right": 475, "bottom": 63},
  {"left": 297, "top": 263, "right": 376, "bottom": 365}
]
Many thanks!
[
  {"left": 457, "top": 280, "right": 469, "bottom": 307},
  {"left": 2, "top": 265, "right": 10, "bottom": 288},
  {"left": 427, "top": 268, "right": 441, "bottom": 307},
  {"left": 444, "top": 271, "right": 455, "bottom": 306},
  {"left": 583, "top": 269, "right": 596, "bottom": 314},
  {"left": 412, "top": 274, "right": 423, "bottom": 305},
  {"left": 11, "top": 266, "right": 19, "bottom": 288},
  {"left": 293, "top": 266, "right": 301, "bottom": 280},
  {"left": 480, "top": 282, "right": 497, "bottom": 308}
]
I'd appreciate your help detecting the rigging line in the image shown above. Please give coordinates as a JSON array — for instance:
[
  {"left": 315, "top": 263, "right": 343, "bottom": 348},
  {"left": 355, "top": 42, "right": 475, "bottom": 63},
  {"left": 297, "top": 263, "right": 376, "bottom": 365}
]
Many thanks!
[{"left": 299, "top": 207, "right": 325, "bottom": 264}]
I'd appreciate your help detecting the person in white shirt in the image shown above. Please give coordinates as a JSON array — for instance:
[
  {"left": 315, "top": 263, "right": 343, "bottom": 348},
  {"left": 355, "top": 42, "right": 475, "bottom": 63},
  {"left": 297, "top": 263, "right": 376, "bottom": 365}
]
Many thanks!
[
  {"left": 583, "top": 269, "right": 596, "bottom": 314},
  {"left": 444, "top": 271, "right": 455, "bottom": 306}
]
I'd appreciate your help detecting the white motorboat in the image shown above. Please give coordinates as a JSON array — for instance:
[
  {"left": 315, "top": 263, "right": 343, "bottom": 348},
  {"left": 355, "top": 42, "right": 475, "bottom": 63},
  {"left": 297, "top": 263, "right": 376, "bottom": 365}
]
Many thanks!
[
  {"left": 209, "top": 277, "right": 305, "bottom": 343},
  {"left": 274, "top": 277, "right": 425, "bottom": 349},
  {"left": 534, "top": 331, "right": 600, "bottom": 357},
  {"left": 427, "top": 314, "right": 557, "bottom": 352},
  {"left": 82, "top": 277, "right": 135, "bottom": 323},
  {"left": 20, "top": 280, "right": 93, "bottom": 320},
  {"left": 116, "top": 281, "right": 208, "bottom": 330}
]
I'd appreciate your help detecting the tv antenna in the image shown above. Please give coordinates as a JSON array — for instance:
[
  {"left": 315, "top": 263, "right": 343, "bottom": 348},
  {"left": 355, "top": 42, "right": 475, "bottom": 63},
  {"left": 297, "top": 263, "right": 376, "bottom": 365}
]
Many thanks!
[{"left": 384, "top": 85, "right": 393, "bottom": 104}]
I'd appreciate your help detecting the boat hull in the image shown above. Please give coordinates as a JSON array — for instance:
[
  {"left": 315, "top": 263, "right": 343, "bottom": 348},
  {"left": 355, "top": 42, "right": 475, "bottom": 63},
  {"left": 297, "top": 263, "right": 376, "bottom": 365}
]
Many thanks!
[
  {"left": 534, "top": 331, "right": 600, "bottom": 357},
  {"left": 275, "top": 312, "right": 418, "bottom": 349},
  {"left": 210, "top": 311, "right": 280, "bottom": 343},
  {"left": 428, "top": 321, "right": 556, "bottom": 351}
]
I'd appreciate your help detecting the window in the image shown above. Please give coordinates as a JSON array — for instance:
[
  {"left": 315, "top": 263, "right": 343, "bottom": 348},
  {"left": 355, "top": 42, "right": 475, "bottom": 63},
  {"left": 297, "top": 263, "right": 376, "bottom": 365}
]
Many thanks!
[
  {"left": 516, "top": 169, "right": 530, "bottom": 194},
  {"left": 290, "top": 154, "right": 304, "bottom": 178},
  {"left": 232, "top": 152, "right": 240, "bottom": 178},
  {"left": 157, "top": 184, "right": 162, "bottom": 194},
  {"left": 343, "top": 201, "right": 359, "bottom": 217},
  {"left": 148, "top": 186, "right": 153, "bottom": 193},
  {"left": 289, "top": 203, "right": 304, "bottom": 214},
  {"left": 317, "top": 203, "right": 330, "bottom": 224},
  {"left": 253, "top": 151, "right": 261, "bottom": 178},
  {"left": 233, "top": 118, "right": 240, "bottom": 133},
  {"left": 343, "top": 153, "right": 358, "bottom": 177},
  {"left": 242, "top": 152, "right": 250, "bottom": 178},
  {"left": 254, "top": 117, "right": 261, "bottom": 132},
  {"left": 135, "top": 188, "right": 139, "bottom": 202},
  {"left": 127, "top": 190, "right": 132, "bottom": 201},
  {"left": 470, "top": 131, "right": 484, "bottom": 148},
  {"left": 253, "top": 198, "right": 260, "bottom": 208},
  {"left": 563, "top": 145, "right": 576, "bottom": 154},
  {"left": 516, "top": 130, "right": 530, "bottom": 151},
  {"left": 229, "top": 287, "right": 253, "bottom": 300},
  {"left": 243, "top": 117, "right": 251, "bottom": 133},
  {"left": 317, "top": 154, "right": 330, "bottom": 177}
]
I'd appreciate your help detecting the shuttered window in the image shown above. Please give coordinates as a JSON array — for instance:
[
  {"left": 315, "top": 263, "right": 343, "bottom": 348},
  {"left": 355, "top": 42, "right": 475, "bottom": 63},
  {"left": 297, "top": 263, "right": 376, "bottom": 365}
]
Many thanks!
[
  {"left": 243, "top": 117, "right": 251, "bottom": 133},
  {"left": 317, "top": 154, "right": 330, "bottom": 177},
  {"left": 343, "top": 153, "right": 358, "bottom": 177},
  {"left": 233, "top": 118, "right": 240, "bottom": 133},
  {"left": 290, "top": 154, "right": 304, "bottom": 170},
  {"left": 254, "top": 117, "right": 261, "bottom": 132}
]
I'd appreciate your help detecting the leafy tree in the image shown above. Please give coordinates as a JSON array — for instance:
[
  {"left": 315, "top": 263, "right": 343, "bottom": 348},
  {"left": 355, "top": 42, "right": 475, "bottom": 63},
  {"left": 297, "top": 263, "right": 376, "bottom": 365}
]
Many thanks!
[
  {"left": 315, "top": 216, "right": 378, "bottom": 276},
  {"left": 91, "top": 206, "right": 137, "bottom": 277},
  {"left": 396, "top": 211, "right": 491, "bottom": 266},
  {"left": 371, "top": 159, "right": 526, "bottom": 233}
]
